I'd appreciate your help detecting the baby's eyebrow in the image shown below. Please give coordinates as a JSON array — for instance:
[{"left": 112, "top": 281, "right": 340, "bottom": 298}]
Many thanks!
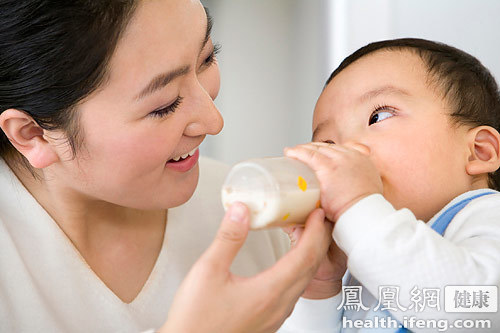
[{"left": 358, "top": 85, "right": 410, "bottom": 103}]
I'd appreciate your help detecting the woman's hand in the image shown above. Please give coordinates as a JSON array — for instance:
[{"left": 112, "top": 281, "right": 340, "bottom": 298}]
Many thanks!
[
  {"left": 283, "top": 224, "right": 347, "bottom": 300},
  {"left": 160, "top": 202, "right": 333, "bottom": 333}
]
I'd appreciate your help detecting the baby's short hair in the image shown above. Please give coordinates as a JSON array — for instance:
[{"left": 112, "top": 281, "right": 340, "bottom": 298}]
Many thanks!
[{"left": 326, "top": 38, "right": 500, "bottom": 190}]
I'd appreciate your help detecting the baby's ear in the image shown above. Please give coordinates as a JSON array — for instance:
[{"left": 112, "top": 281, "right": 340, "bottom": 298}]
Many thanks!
[
  {"left": 465, "top": 125, "right": 500, "bottom": 176},
  {"left": 0, "top": 109, "right": 59, "bottom": 169}
]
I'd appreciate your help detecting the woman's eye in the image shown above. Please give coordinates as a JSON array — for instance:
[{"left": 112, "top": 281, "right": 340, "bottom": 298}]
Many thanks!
[
  {"left": 149, "top": 96, "right": 183, "bottom": 118},
  {"left": 369, "top": 106, "right": 395, "bottom": 125},
  {"left": 202, "top": 43, "right": 221, "bottom": 68}
]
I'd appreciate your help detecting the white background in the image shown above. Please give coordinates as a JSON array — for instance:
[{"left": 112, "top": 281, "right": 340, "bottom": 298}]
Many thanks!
[{"left": 201, "top": 0, "right": 500, "bottom": 165}]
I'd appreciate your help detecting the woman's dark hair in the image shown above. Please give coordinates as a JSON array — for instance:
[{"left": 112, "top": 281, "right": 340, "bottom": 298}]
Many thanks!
[
  {"left": 0, "top": 0, "right": 138, "bottom": 165},
  {"left": 326, "top": 38, "right": 500, "bottom": 190}
]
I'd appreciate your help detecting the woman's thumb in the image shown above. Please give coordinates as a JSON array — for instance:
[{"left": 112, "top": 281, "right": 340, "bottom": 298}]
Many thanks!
[{"left": 204, "top": 202, "right": 250, "bottom": 271}]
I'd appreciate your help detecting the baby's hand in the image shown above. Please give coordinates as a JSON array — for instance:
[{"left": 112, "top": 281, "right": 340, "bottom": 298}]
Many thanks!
[{"left": 285, "top": 142, "right": 383, "bottom": 222}]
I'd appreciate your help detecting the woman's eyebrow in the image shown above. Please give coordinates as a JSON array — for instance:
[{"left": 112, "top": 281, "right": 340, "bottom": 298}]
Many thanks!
[
  {"left": 135, "top": 65, "right": 190, "bottom": 101},
  {"left": 134, "top": 9, "right": 213, "bottom": 102}
]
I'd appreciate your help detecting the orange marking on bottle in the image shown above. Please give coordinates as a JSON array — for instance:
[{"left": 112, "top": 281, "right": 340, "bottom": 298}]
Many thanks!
[
  {"left": 297, "top": 176, "right": 307, "bottom": 192},
  {"left": 315, "top": 200, "right": 321, "bottom": 208},
  {"left": 282, "top": 213, "right": 290, "bottom": 221}
]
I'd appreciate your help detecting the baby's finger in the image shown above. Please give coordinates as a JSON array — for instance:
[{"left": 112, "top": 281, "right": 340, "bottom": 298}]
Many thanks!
[
  {"left": 290, "top": 226, "right": 305, "bottom": 248},
  {"left": 286, "top": 225, "right": 305, "bottom": 248},
  {"left": 285, "top": 145, "right": 340, "bottom": 172},
  {"left": 284, "top": 142, "right": 319, "bottom": 152},
  {"left": 310, "top": 141, "right": 333, "bottom": 147},
  {"left": 343, "top": 142, "right": 371, "bottom": 155},
  {"left": 309, "top": 141, "right": 345, "bottom": 151},
  {"left": 282, "top": 226, "right": 296, "bottom": 246},
  {"left": 291, "top": 142, "right": 348, "bottom": 153}
]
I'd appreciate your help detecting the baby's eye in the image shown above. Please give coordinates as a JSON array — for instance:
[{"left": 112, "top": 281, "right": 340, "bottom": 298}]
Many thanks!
[{"left": 369, "top": 106, "right": 395, "bottom": 125}]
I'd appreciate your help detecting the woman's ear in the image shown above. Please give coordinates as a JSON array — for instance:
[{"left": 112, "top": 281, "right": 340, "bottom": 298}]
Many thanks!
[
  {"left": 0, "top": 109, "right": 59, "bottom": 168},
  {"left": 466, "top": 125, "right": 500, "bottom": 176}
]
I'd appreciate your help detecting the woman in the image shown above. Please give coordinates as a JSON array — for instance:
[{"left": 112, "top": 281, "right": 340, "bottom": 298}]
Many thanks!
[{"left": 0, "top": 1, "right": 334, "bottom": 332}]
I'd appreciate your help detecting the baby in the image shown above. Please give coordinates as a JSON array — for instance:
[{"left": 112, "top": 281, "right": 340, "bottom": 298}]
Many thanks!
[{"left": 284, "top": 38, "right": 500, "bottom": 332}]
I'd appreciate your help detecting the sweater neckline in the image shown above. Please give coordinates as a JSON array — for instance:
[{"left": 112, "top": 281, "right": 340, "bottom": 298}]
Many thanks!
[
  {"left": 0, "top": 157, "right": 169, "bottom": 307},
  {"left": 427, "top": 188, "right": 498, "bottom": 227}
]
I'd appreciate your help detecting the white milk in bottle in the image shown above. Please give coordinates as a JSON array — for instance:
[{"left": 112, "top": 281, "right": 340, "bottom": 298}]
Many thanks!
[{"left": 221, "top": 157, "right": 321, "bottom": 229}]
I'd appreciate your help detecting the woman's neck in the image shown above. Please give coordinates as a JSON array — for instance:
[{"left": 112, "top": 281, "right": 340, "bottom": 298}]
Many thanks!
[
  {"left": 8, "top": 159, "right": 167, "bottom": 303},
  {"left": 9, "top": 159, "right": 165, "bottom": 243}
]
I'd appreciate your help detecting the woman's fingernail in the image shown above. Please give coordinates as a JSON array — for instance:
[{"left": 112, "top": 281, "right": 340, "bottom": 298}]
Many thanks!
[{"left": 230, "top": 202, "right": 246, "bottom": 223}]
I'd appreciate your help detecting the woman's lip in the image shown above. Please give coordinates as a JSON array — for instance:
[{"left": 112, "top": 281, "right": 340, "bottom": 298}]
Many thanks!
[{"left": 166, "top": 149, "right": 199, "bottom": 172}]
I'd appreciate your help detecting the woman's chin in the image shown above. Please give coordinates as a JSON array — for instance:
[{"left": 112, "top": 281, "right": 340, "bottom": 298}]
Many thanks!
[
  {"left": 108, "top": 164, "right": 201, "bottom": 210},
  {"left": 160, "top": 164, "right": 200, "bottom": 209}
]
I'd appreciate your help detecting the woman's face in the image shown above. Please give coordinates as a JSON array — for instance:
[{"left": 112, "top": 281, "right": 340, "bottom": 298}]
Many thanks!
[{"left": 50, "top": 0, "right": 223, "bottom": 209}]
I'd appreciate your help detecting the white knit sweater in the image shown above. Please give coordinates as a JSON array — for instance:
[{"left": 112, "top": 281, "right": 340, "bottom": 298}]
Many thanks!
[{"left": 0, "top": 157, "right": 289, "bottom": 333}]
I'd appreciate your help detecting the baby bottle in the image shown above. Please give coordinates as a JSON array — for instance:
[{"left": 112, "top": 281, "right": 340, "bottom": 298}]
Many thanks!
[{"left": 221, "top": 157, "right": 321, "bottom": 229}]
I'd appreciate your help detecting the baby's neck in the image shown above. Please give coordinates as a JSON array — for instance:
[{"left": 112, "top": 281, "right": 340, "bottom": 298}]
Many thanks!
[{"left": 470, "top": 174, "right": 491, "bottom": 191}]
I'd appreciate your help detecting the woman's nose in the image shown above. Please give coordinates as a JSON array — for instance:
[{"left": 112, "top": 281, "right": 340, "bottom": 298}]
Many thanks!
[{"left": 184, "top": 81, "right": 224, "bottom": 137}]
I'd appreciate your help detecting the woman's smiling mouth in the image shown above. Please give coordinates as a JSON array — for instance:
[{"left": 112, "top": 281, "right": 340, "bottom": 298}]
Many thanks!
[
  {"left": 166, "top": 147, "right": 199, "bottom": 172},
  {"left": 169, "top": 147, "right": 198, "bottom": 162}
]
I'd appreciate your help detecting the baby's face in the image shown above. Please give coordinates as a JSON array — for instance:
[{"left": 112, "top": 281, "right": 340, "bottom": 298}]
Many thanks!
[{"left": 313, "top": 50, "right": 473, "bottom": 221}]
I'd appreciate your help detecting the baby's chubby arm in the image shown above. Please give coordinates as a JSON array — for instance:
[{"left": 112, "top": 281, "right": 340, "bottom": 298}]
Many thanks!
[{"left": 284, "top": 142, "right": 383, "bottom": 222}]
